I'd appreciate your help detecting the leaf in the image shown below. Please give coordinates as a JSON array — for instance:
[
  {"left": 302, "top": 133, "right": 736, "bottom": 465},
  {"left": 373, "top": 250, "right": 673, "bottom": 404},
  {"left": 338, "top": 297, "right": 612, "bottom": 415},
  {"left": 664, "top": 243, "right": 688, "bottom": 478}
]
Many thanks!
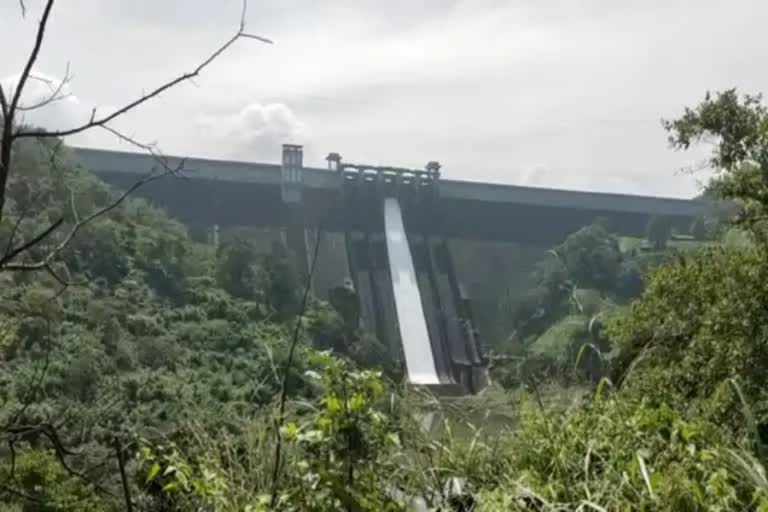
[
  {"left": 579, "top": 501, "right": 608, "bottom": 512},
  {"left": 636, "top": 451, "right": 654, "bottom": 499},
  {"left": 325, "top": 396, "right": 342, "bottom": 413},
  {"left": 679, "top": 421, "right": 699, "bottom": 442},
  {"left": 146, "top": 462, "right": 161, "bottom": 484},
  {"left": 348, "top": 392, "right": 366, "bottom": 412},
  {"left": 281, "top": 422, "right": 299, "bottom": 440}
]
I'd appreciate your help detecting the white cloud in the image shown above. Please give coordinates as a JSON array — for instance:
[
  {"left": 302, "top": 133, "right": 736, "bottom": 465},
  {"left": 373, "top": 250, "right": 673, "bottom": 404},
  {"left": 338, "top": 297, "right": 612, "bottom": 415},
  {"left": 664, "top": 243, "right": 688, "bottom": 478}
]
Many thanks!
[
  {"left": 2, "top": 0, "right": 762, "bottom": 196},
  {"left": 195, "top": 102, "right": 307, "bottom": 160}
]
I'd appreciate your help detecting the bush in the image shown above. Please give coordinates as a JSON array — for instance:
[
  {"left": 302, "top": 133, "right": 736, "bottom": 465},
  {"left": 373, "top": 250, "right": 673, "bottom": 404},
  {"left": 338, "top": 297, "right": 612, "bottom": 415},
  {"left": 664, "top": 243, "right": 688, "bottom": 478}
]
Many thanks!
[
  {"left": 136, "top": 335, "right": 179, "bottom": 370},
  {"left": 0, "top": 450, "right": 119, "bottom": 511},
  {"left": 607, "top": 245, "right": 768, "bottom": 433}
]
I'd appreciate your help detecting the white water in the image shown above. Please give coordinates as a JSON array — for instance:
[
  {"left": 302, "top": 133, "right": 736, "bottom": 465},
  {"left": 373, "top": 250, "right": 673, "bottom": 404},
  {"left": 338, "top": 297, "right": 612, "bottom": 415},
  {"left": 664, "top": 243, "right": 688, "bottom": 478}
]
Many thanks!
[{"left": 383, "top": 197, "right": 440, "bottom": 385}]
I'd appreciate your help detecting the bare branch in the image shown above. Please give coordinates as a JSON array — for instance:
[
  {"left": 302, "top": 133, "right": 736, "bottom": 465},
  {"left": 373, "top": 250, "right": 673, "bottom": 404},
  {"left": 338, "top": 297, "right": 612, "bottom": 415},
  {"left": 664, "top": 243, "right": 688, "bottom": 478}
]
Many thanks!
[
  {"left": 0, "top": 217, "right": 63, "bottom": 267},
  {"left": 2, "top": 165, "right": 172, "bottom": 272},
  {"left": 9, "top": 0, "right": 57, "bottom": 116},
  {"left": 114, "top": 437, "right": 134, "bottom": 512},
  {"left": 1, "top": 129, "right": 186, "bottom": 271},
  {"left": 2, "top": 139, "right": 64, "bottom": 260},
  {"left": 0, "top": 85, "right": 8, "bottom": 119},
  {"left": 44, "top": 262, "right": 67, "bottom": 286},
  {"left": 2, "top": 201, "right": 32, "bottom": 261},
  {"left": 17, "top": 64, "right": 74, "bottom": 112},
  {"left": 18, "top": 0, "right": 26, "bottom": 17},
  {"left": 0, "top": 483, "right": 43, "bottom": 504},
  {"left": 1, "top": 0, "right": 55, "bottom": 222},
  {"left": 3, "top": 422, "right": 117, "bottom": 497},
  {"left": 16, "top": 1, "right": 272, "bottom": 140},
  {"left": 1, "top": 0, "right": 266, "bottom": 269},
  {"left": 100, "top": 124, "right": 186, "bottom": 177},
  {"left": 270, "top": 227, "right": 324, "bottom": 507},
  {"left": 241, "top": 33, "right": 274, "bottom": 43}
]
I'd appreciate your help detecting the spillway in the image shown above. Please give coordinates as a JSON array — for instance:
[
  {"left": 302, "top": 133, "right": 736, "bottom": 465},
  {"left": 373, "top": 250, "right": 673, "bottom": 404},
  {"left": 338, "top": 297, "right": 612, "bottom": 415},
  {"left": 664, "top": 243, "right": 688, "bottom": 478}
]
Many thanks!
[{"left": 382, "top": 197, "right": 441, "bottom": 385}]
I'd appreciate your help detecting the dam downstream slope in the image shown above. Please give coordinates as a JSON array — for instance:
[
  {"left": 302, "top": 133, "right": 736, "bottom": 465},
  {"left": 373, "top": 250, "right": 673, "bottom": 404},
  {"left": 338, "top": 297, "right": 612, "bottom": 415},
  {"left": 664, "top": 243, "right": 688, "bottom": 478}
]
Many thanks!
[{"left": 382, "top": 197, "right": 440, "bottom": 385}]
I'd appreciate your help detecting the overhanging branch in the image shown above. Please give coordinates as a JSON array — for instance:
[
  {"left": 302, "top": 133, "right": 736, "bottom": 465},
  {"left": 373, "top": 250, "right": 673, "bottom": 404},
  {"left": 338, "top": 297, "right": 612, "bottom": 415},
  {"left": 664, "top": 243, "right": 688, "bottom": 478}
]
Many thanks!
[
  {"left": 9, "top": 0, "right": 57, "bottom": 117},
  {"left": 15, "top": 1, "right": 271, "bottom": 140}
]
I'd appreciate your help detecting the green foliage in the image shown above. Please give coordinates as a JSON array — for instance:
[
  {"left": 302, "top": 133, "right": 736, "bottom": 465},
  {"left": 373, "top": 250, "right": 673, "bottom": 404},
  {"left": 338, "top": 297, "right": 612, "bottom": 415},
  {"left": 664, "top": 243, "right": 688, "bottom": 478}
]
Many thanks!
[
  {"left": 138, "top": 442, "right": 231, "bottom": 511},
  {"left": 607, "top": 245, "right": 768, "bottom": 433},
  {"left": 7, "top": 90, "right": 768, "bottom": 511},
  {"left": 306, "top": 297, "right": 395, "bottom": 376},
  {"left": 136, "top": 355, "right": 405, "bottom": 511},
  {"left": 215, "top": 236, "right": 263, "bottom": 301},
  {"left": 0, "top": 139, "right": 333, "bottom": 507},
  {"left": 275, "top": 354, "right": 403, "bottom": 511},
  {"left": 488, "top": 396, "right": 768, "bottom": 510},
  {"left": 496, "top": 221, "right": 665, "bottom": 385},
  {"left": 690, "top": 216, "right": 710, "bottom": 241},
  {"left": 664, "top": 89, "right": 768, "bottom": 237},
  {"left": 664, "top": 89, "right": 768, "bottom": 172},
  {"left": 555, "top": 224, "right": 623, "bottom": 290},
  {"left": 0, "top": 450, "right": 119, "bottom": 511}
]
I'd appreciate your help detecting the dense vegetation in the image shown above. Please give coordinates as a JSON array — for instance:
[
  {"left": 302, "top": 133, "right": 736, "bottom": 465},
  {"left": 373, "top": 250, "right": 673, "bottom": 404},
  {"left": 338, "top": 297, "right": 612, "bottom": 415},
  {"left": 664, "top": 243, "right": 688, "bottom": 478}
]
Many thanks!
[{"left": 2, "top": 89, "right": 768, "bottom": 510}]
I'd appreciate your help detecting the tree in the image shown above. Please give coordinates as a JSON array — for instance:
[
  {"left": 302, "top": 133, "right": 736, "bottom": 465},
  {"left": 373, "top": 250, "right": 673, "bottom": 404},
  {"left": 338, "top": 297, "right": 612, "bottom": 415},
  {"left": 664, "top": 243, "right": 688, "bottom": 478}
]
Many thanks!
[
  {"left": 554, "top": 223, "right": 622, "bottom": 291},
  {"left": 604, "top": 88, "right": 768, "bottom": 433},
  {"left": 0, "top": 0, "right": 271, "bottom": 278},
  {"left": 689, "top": 216, "right": 708, "bottom": 241},
  {"left": 0, "top": 2, "right": 271, "bottom": 506},
  {"left": 645, "top": 216, "right": 672, "bottom": 250},
  {"left": 664, "top": 89, "right": 768, "bottom": 238},
  {"left": 216, "top": 237, "right": 262, "bottom": 301}
]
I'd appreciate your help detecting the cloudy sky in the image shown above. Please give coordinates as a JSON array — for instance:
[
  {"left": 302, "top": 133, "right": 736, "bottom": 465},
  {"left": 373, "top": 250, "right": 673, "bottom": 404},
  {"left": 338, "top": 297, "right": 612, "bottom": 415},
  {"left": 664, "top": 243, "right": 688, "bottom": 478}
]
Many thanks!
[{"left": 2, "top": 0, "right": 764, "bottom": 197}]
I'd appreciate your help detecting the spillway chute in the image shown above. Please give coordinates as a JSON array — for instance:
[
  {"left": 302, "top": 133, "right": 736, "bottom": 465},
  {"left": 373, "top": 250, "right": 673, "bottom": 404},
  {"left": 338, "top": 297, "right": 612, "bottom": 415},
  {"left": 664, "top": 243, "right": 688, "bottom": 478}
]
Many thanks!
[{"left": 383, "top": 197, "right": 441, "bottom": 385}]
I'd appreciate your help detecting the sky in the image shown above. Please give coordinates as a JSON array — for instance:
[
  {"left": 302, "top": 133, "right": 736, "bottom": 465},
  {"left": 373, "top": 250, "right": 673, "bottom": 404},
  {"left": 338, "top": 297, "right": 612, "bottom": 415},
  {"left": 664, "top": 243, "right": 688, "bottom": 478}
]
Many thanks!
[{"left": 1, "top": 0, "right": 764, "bottom": 198}]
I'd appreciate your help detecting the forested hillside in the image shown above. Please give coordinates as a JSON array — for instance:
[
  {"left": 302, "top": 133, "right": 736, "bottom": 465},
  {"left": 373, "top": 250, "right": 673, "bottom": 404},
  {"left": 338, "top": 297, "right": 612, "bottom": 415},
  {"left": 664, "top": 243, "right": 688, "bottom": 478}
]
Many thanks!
[{"left": 2, "top": 90, "right": 768, "bottom": 511}]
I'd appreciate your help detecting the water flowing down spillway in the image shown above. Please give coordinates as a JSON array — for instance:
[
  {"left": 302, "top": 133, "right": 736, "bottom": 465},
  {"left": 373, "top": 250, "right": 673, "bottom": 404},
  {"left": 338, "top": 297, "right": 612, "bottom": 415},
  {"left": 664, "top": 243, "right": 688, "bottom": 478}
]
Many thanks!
[{"left": 383, "top": 197, "right": 441, "bottom": 385}]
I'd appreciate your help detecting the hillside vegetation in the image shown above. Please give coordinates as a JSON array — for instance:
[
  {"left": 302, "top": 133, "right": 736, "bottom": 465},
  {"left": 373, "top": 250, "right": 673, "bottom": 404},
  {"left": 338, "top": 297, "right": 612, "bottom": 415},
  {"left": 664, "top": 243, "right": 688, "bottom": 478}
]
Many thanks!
[{"left": 1, "top": 90, "right": 768, "bottom": 510}]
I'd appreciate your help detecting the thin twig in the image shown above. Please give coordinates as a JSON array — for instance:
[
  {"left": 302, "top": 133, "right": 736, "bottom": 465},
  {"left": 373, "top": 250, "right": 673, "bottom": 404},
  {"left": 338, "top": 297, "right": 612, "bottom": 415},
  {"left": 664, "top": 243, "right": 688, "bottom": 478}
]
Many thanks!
[
  {"left": 100, "top": 124, "right": 186, "bottom": 177},
  {"left": 270, "top": 227, "right": 324, "bottom": 507},
  {"left": 1, "top": 139, "right": 178, "bottom": 271},
  {"left": 17, "top": 64, "right": 74, "bottom": 112},
  {"left": 0, "top": 85, "right": 8, "bottom": 119},
  {"left": 114, "top": 437, "right": 134, "bottom": 512},
  {"left": 15, "top": 0, "right": 272, "bottom": 141},
  {"left": 9, "top": 0, "right": 56, "bottom": 117},
  {"left": 1, "top": 0, "right": 267, "bottom": 272},
  {"left": 4, "top": 422, "right": 117, "bottom": 497},
  {"left": 2, "top": 200, "right": 33, "bottom": 261},
  {"left": 0, "top": 217, "right": 63, "bottom": 266},
  {"left": 0, "top": 483, "right": 43, "bottom": 503}
]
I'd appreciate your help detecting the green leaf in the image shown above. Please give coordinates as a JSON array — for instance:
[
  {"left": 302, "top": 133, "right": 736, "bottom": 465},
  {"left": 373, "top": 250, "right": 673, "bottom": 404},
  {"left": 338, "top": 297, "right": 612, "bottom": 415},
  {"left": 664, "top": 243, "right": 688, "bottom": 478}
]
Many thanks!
[
  {"left": 146, "top": 462, "right": 161, "bottom": 484},
  {"left": 325, "top": 396, "right": 342, "bottom": 413},
  {"left": 281, "top": 421, "right": 298, "bottom": 440}
]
